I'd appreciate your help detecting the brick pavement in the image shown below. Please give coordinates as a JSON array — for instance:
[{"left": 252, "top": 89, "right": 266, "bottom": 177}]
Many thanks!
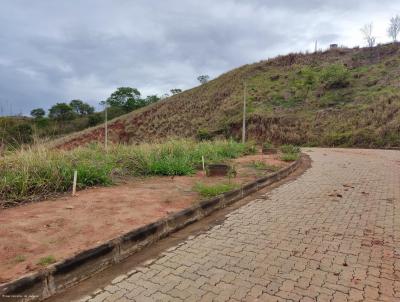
[{"left": 79, "top": 148, "right": 400, "bottom": 302}]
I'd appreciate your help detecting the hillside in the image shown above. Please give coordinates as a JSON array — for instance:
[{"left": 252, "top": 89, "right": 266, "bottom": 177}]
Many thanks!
[{"left": 56, "top": 43, "right": 400, "bottom": 149}]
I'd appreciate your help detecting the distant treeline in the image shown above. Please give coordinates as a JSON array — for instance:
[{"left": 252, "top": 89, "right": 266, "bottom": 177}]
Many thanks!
[{"left": 0, "top": 86, "right": 175, "bottom": 147}]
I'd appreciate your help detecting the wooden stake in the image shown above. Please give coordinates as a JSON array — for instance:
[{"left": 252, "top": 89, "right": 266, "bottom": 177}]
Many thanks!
[
  {"left": 104, "top": 104, "right": 108, "bottom": 151},
  {"left": 202, "top": 156, "right": 205, "bottom": 171},
  {"left": 72, "top": 170, "right": 77, "bottom": 196},
  {"left": 242, "top": 81, "right": 247, "bottom": 144}
]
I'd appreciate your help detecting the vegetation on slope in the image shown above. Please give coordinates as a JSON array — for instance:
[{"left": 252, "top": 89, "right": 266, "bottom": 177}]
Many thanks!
[
  {"left": 55, "top": 43, "right": 400, "bottom": 149},
  {"left": 0, "top": 89, "right": 163, "bottom": 148},
  {"left": 0, "top": 139, "right": 253, "bottom": 205}
]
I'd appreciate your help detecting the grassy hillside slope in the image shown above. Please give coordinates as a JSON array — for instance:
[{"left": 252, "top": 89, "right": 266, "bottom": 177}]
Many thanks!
[{"left": 56, "top": 43, "right": 400, "bottom": 149}]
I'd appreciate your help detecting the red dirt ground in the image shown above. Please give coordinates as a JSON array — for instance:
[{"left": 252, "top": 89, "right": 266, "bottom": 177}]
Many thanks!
[{"left": 0, "top": 154, "right": 287, "bottom": 284}]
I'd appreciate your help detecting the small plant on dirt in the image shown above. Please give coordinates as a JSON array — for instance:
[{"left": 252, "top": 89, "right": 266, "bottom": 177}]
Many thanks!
[
  {"left": 37, "top": 255, "right": 56, "bottom": 266},
  {"left": 14, "top": 255, "right": 26, "bottom": 263},
  {"left": 194, "top": 182, "right": 239, "bottom": 198},
  {"left": 248, "top": 161, "right": 280, "bottom": 172},
  {"left": 280, "top": 144, "right": 300, "bottom": 154},
  {"left": 262, "top": 141, "right": 273, "bottom": 150},
  {"left": 280, "top": 153, "right": 300, "bottom": 162},
  {"left": 243, "top": 140, "right": 257, "bottom": 155},
  {"left": 279, "top": 144, "right": 300, "bottom": 162}
]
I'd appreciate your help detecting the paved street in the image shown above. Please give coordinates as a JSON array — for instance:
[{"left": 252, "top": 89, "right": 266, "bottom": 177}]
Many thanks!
[{"left": 79, "top": 148, "right": 400, "bottom": 302}]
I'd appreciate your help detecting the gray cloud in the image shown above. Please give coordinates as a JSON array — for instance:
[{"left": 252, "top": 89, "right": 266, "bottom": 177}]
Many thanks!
[{"left": 0, "top": 0, "right": 398, "bottom": 115}]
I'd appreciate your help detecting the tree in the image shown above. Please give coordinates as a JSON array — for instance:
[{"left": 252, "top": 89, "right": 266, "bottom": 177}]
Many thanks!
[
  {"left": 145, "top": 95, "right": 160, "bottom": 104},
  {"left": 170, "top": 89, "right": 182, "bottom": 95},
  {"left": 48, "top": 103, "right": 75, "bottom": 121},
  {"left": 361, "top": 23, "right": 376, "bottom": 47},
  {"left": 30, "top": 108, "right": 45, "bottom": 119},
  {"left": 69, "top": 100, "right": 95, "bottom": 115},
  {"left": 197, "top": 75, "right": 210, "bottom": 85},
  {"left": 8, "top": 123, "right": 33, "bottom": 145},
  {"left": 388, "top": 15, "right": 400, "bottom": 42},
  {"left": 88, "top": 113, "right": 103, "bottom": 127},
  {"left": 106, "top": 87, "right": 145, "bottom": 112}
]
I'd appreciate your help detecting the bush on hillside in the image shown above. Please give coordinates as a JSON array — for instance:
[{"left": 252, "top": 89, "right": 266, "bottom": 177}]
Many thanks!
[
  {"left": 196, "top": 129, "right": 213, "bottom": 141},
  {"left": 7, "top": 124, "right": 33, "bottom": 145},
  {"left": 320, "top": 64, "right": 350, "bottom": 89}
]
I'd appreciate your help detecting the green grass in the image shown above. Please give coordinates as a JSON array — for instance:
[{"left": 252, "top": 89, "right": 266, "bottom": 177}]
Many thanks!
[
  {"left": 279, "top": 144, "right": 301, "bottom": 162},
  {"left": 37, "top": 255, "right": 56, "bottom": 266},
  {"left": 280, "top": 144, "right": 300, "bottom": 154},
  {"left": 248, "top": 161, "right": 279, "bottom": 172},
  {"left": 280, "top": 153, "right": 300, "bottom": 162},
  {"left": 194, "top": 182, "right": 239, "bottom": 198},
  {"left": 0, "top": 139, "right": 254, "bottom": 205}
]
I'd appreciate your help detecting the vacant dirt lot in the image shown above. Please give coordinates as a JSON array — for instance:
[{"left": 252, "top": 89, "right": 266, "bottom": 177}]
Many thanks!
[{"left": 0, "top": 153, "right": 286, "bottom": 283}]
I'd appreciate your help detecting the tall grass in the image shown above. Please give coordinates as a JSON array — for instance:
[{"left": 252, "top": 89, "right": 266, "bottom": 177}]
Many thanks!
[
  {"left": 279, "top": 144, "right": 301, "bottom": 162},
  {"left": 0, "top": 139, "right": 254, "bottom": 204}
]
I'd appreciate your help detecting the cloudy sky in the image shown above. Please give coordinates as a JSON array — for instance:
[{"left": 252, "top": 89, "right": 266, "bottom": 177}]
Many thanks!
[{"left": 0, "top": 0, "right": 398, "bottom": 116}]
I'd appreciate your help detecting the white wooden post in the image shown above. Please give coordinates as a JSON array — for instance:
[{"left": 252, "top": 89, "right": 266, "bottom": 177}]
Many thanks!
[
  {"left": 72, "top": 170, "right": 77, "bottom": 196},
  {"left": 202, "top": 156, "right": 205, "bottom": 171},
  {"left": 104, "top": 104, "right": 108, "bottom": 150}
]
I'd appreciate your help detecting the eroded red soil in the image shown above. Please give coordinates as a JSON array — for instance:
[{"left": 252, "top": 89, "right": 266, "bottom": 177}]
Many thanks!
[{"left": 0, "top": 154, "right": 287, "bottom": 283}]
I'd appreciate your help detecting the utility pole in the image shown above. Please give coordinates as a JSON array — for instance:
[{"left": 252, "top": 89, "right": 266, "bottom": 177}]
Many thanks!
[
  {"left": 242, "top": 81, "right": 247, "bottom": 144},
  {"left": 315, "top": 40, "right": 318, "bottom": 53},
  {"left": 104, "top": 103, "right": 108, "bottom": 150}
]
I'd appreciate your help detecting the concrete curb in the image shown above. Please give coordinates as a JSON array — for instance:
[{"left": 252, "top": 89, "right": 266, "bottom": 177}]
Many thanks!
[{"left": 0, "top": 156, "right": 303, "bottom": 302}]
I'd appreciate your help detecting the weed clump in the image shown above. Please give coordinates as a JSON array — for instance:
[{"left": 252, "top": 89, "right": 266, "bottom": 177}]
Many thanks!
[
  {"left": 37, "top": 255, "right": 56, "bottom": 266},
  {"left": 0, "top": 139, "right": 251, "bottom": 204},
  {"left": 279, "top": 144, "right": 301, "bottom": 162},
  {"left": 194, "top": 182, "right": 239, "bottom": 198},
  {"left": 248, "top": 161, "right": 279, "bottom": 172}
]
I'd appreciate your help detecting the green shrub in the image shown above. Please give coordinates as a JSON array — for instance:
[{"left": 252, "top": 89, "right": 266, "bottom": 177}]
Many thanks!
[
  {"left": 194, "top": 182, "right": 239, "bottom": 198},
  {"left": 279, "top": 144, "right": 300, "bottom": 162},
  {"left": 280, "top": 153, "right": 299, "bottom": 162},
  {"left": 280, "top": 144, "right": 300, "bottom": 154},
  {"left": 196, "top": 129, "right": 213, "bottom": 141},
  {"left": 35, "top": 117, "right": 50, "bottom": 128},
  {"left": 87, "top": 113, "right": 103, "bottom": 127},
  {"left": 263, "top": 141, "right": 272, "bottom": 149},
  {"left": 290, "top": 66, "right": 318, "bottom": 100},
  {"left": 320, "top": 64, "right": 350, "bottom": 89},
  {"left": 37, "top": 255, "right": 56, "bottom": 266},
  {"left": 7, "top": 124, "right": 33, "bottom": 145}
]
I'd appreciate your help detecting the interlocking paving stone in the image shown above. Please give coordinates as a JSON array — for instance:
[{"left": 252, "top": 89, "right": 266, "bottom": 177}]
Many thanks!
[{"left": 81, "top": 148, "right": 400, "bottom": 301}]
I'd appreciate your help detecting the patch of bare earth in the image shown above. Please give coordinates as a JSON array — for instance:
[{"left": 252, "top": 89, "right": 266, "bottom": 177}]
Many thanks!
[{"left": 0, "top": 153, "right": 288, "bottom": 284}]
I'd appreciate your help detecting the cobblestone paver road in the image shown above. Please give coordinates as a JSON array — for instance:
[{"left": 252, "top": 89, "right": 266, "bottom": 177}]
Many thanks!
[{"left": 81, "top": 149, "right": 400, "bottom": 302}]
